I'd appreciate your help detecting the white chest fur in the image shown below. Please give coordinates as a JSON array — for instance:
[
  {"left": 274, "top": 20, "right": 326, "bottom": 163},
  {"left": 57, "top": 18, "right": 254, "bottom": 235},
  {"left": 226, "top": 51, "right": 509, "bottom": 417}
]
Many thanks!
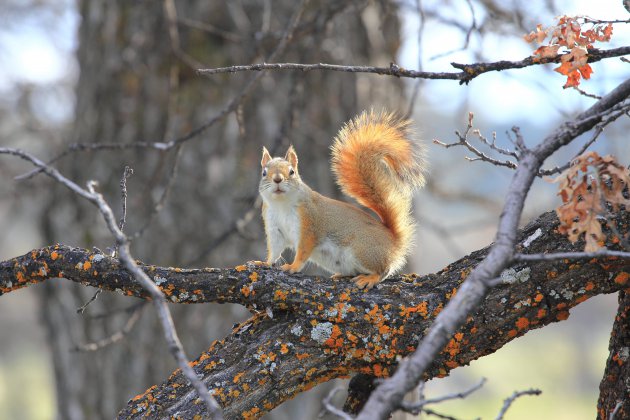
[{"left": 263, "top": 198, "right": 300, "bottom": 251}]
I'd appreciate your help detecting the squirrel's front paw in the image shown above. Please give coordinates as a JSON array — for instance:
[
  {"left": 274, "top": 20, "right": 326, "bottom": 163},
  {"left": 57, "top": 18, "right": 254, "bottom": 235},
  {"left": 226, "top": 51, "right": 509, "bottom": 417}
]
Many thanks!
[
  {"left": 280, "top": 263, "right": 300, "bottom": 273},
  {"left": 247, "top": 260, "right": 269, "bottom": 267},
  {"left": 352, "top": 274, "right": 381, "bottom": 290}
]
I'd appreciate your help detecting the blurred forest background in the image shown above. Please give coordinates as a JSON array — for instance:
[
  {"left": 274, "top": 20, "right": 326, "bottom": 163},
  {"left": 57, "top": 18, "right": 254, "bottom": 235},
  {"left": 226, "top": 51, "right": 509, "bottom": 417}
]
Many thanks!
[{"left": 0, "top": 0, "right": 628, "bottom": 419}]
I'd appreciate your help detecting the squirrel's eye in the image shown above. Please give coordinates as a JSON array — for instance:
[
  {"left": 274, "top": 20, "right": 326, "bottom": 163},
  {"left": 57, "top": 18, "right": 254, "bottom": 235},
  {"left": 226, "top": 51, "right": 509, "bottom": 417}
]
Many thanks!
[
  {"left": 262, "top": 168, "right": 267, "bottom": 177},
  {"left": 289, "top": 168, "right": 295, "bottom": 176}
]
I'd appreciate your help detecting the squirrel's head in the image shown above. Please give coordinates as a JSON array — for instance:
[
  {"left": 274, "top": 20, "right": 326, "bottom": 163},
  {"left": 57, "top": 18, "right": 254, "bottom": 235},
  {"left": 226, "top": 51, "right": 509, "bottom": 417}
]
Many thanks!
[{"left": 259, "top": 145, "right": 301, "bottom": 200}]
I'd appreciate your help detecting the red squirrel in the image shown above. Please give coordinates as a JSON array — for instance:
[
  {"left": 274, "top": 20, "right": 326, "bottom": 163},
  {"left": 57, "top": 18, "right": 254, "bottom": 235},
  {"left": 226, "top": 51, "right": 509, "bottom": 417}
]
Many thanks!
[{"left": 259, "top": 110, "right": 426, "bottom": 289}]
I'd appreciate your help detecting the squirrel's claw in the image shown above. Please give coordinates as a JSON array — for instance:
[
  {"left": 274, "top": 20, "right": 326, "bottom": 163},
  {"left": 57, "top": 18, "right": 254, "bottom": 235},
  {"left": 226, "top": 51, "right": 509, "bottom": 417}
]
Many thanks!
[
  {"left": 280, "top": 263, "right": 297, "bottom": 273},
  {"left": 248, "top": 260, "right": 269, "bottom": 267},
  {"left": 352, "top": 274, "right": 382, "bottom": 290}
]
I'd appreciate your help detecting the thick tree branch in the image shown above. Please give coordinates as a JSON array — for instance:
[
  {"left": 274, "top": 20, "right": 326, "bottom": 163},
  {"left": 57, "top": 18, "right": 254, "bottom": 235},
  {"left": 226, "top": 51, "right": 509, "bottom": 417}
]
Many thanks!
[
  {"left": 2, "top": 208, "right": 629, "bottom": 418},
  {"left": 197, "top": 46, "right": 630, "bottom": 85}
]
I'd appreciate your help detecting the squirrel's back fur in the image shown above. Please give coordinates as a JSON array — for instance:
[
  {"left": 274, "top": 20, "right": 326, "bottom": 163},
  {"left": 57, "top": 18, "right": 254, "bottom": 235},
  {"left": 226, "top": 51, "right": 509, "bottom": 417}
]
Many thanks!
[{"left": 331, "top": 110, "right": 426, "bottom": 260}]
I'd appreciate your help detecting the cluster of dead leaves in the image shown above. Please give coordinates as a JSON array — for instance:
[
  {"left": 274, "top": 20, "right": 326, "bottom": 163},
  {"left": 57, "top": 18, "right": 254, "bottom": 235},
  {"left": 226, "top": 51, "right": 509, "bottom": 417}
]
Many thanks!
[
  {"left": 524, "top": 16, "right": 613, "bottom": 88},
  {"left": 554, "top": 152, "right": 630, "bottom": 252}
]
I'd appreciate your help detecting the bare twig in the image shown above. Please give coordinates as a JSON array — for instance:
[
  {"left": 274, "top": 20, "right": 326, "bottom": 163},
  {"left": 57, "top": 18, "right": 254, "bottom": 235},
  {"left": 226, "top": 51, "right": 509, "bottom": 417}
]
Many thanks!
[
  {"left": 572, "top": 86, "right": 602, "bottom": 100},
  {"left": 118, "top": 166, "right": 133, "bottom": 232},
  {"left": 86, "top": 182, "right": 223, "bottom": 418},
  {"left": 495, "top": 388, "right": 542, "bottom": 420},
  {"left": 177, "top": 16, "right": 242, "bottom": 42},
  {"left": 75, "top": 302, "right": 146, "bottom": 352},
  {"left": 401, "top": 378, "right": 486, "bottom": 415},
  {"left": 538, "top": 99, "right": 630, "bottom": 176},
  {"left": 429, "top": 0, "right": 477, "bottom": 61},
  {"left": 422, "top": 409, "right": 464, "bottom": 420},
  {"left": 405, "top": 0, "right": 426, "bottom": 119},
  {"left": 76, "top": 289, "right": 102, "bottom": 314},
  {"left": 197, "top": 46, "right": 630, "bottom": 85},
  {"left": 0, "top": 147, "right": 224, "bottom": 419},
  {"left": 319, "top": 387, "right": 352, "bottom": 420},
  {"left": 130, "top": 145, "right": 183, "bottom": 240},
  {"left": 434, "top": 112, "right": 519, "bottom": 169},
  {"left": 514, "top": 249, "right": 630, "bottom": 261}
]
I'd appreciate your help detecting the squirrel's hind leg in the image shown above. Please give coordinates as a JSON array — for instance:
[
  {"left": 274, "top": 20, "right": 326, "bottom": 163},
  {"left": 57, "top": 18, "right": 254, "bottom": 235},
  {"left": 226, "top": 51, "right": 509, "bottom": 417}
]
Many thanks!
[{"left": 352, "top": 273, "right": 383, "bottom": 289}]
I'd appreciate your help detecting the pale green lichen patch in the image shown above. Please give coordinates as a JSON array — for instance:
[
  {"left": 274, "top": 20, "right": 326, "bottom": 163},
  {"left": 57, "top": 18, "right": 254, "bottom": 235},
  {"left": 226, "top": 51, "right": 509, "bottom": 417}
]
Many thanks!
[
  {"left": 500, "top": 267, "right": 531, "bottom": 284},
  {"left": 310, "top": 322, "right": 333, "bottom": 344}
]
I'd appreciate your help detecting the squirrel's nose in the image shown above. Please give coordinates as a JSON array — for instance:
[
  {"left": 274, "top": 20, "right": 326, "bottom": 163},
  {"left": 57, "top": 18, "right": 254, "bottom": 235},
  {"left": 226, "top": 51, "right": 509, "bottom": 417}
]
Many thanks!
[{"left": 273, "top": 175, "right": 283, "bottom": 184}]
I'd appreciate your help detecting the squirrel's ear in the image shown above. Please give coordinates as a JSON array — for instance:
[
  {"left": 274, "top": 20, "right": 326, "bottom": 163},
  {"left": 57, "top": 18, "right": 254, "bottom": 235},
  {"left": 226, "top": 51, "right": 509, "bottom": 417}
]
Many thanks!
[
  {"left": 285, "top": 145, "right": 298, "bottom": 171},
  {"left": 261, "top": 147, "right": 272, "bottom": 167}
]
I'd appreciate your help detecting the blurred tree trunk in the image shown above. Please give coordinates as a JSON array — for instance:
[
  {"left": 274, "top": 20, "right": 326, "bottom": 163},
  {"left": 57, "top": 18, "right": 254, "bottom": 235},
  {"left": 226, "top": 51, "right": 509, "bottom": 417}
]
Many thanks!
[{"left": 37, "top": 1, "right": 404, "bottom": 417}]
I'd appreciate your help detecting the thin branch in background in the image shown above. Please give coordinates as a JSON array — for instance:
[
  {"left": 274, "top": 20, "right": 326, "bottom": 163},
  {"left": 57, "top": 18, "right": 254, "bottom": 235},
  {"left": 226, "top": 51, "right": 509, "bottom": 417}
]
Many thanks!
[
  {"left": 434, "top": 112, "right": 519, "bottom": 170},
  {"left": 421, "top": 214, "right": 466, "bottom": 258},
  {"left": 86, "top": 301, "right": 146, "bottom": 320},
  {"left": 429, "top": 0, "right": 477, "bottom": 61},
  {"left": 539, "top": 99, "right": 630, "bottom": 176},
  {"left": 421, "top": 409, "right": 463, "bottom": 420},
  {"left": 0, "top": 147, "right": 224, "bottom": 419},
  {"left": 187, "top": 196, "right": 261, "bottom": 266},
  {"left": 196, "top": 46, "right": 630, "bottom": 85},
  {"left": 74, "top": 302, "right": 146, "bottom": 352},
  {"left": 572, "top": 85, "right": 602, "bottom": 100},
  {"left": 514, "top": 249, "right": 630, "bottom": 261},
  {"left": 494, "top": 388, "right": 542, "bottom": 420},
  {"left": 76, "top": 289, "right": 102, "bottom": 314},
  {"left": 15, "top": 0, "right": 310, "bottom": 184},
  {"left": 177, "top": 16, "right": 242, "bottom": 42},
  {"left": 401, "top": 378, "right": 486, "bottom": 415},
  {"left": 118, "top": 166, "right": 133, "bottom": 232},
  {"left": 405, "top": 0, "right": 426, "bottom": 119},
  {"left": 318, "top": 387, "right": 352, "bottom": 420},
  {"left": 130, "top": 145, "right": 184, "bottom": 240}
]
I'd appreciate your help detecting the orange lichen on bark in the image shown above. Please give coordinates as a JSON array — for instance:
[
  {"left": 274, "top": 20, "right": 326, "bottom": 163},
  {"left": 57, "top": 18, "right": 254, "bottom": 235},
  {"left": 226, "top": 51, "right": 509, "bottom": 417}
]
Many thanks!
[
  {"left": 240, "top": 286, "right": 251, "bottom": 297},
  {"left": 399, "top": 301, "right": 429, "bottom": 318},
  {"left": 508, "top": 329, "right": 518, "bottom": 338},
  {"left": 51, "top": 251, "right": 59, "bottom": 260},
  {"left": 585, "top": 281, "right": 595, "bottom": 291},
  {"left": 516, "top": 317, "right": 530, "bottom": 330},
  {"left": 16, "top": 271, "right": 26, "bottom": 283},
  {"left": 235, "top": 265, "right": 247, "bottom": 272},
  {"left": 280, "top": 344, "right": 289, "bottom": 354},
  {"left": 324, "top": 325, "right": 344, "bottom": 348},
  {"left": 614, "top": 272, "right": 629, "bottom": 285},
  {"left": 83, "top": 261, "right": 92, "bottom": 270},
  {"left": 534, "top": 293, "right": 544, "bottom": 303},
  {"left": 444, "top": 338, "right": 461, "bottom": 357},
  {"left": 537, "top": 308, "right": 547, "bottom": 319},
  {"left": 274, "top": 290, "right": 288, "bottom": 301},
  {"left": 295, "top": 353, "right": 310, "bottom": 361},
  {"left": 445, "top": 360, "right": 459, "bottom": 369},
  {"left": 233, "top": 372, "right": 245, "bottom": 383},
  {"left": 242, "top": 406, "right": 260, "bottom": 419},
  {"left": 557, "top": 311, "right": 570, "bottom": 320},
  {"left": 249, "top": 272, "right": 258, "bottom": 281}
]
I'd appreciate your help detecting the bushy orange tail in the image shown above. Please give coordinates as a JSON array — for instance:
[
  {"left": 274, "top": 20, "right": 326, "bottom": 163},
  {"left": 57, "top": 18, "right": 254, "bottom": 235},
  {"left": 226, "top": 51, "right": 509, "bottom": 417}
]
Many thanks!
[{"left": 331, "top": 110, "right": 426, "bottom": 249}]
